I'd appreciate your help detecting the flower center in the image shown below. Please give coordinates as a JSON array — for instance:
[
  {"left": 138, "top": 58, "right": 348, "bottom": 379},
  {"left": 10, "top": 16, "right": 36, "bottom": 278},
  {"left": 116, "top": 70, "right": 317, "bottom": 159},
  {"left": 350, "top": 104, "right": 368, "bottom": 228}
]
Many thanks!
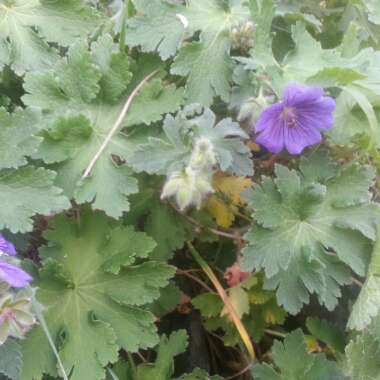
[{"left": 282, "top": 107, "right": 298, "bottom": 128}]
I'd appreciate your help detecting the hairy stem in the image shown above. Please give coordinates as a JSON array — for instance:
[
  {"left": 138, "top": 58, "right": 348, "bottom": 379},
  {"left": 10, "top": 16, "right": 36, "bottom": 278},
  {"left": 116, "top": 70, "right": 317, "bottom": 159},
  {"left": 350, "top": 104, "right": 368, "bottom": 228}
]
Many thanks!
[{"left": 27, "top": 286, "right": 69, "bottom": 380}]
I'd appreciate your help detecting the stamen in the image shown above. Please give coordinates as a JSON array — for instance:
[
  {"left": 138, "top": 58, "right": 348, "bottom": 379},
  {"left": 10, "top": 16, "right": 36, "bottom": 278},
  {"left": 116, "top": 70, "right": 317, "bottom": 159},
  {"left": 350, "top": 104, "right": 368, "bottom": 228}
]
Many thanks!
[{"left": 282, "top": 107, "right": 298, "bottom": 128}]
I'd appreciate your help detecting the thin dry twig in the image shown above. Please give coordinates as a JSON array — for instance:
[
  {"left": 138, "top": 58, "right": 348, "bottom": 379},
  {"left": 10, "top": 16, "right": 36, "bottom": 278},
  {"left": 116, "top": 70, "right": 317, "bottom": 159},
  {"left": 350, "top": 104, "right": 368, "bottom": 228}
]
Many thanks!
[
  {"left": 176, "top": 269, "right": 216, "bottom": 294},
  {"left": 225, "top": 362, "right": 253, "bottom": 380},
  {"left": 351, "top": 276, "right": 364, "bottom": 287},
  {"left": 82, "top": 70, "right": 159, "bottom": 179},
  {"left": 169, "top": 201, "right": 241, "bottom": 240}
]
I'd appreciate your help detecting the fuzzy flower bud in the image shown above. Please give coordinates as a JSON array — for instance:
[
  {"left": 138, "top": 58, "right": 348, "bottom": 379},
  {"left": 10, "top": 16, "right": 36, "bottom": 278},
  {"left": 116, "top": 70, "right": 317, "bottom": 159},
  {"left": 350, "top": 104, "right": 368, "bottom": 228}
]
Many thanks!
[
  {"left": 231, "top": 20, "right": 255, "bottom": 52},
  {"left": 161, "top": 167, "right": 214, "bottom": 211},
  {"left": 161, "top": 137, "right": 217, "bottom": 210},
  {"left": 238, "top": 88, "right": 271, "bottom": 125},
  {"left": 189, "top": 137, "right": 217, "bottom": 172},
  {"left": 0, "top": 291, "right": 36, "bottom": 345}
]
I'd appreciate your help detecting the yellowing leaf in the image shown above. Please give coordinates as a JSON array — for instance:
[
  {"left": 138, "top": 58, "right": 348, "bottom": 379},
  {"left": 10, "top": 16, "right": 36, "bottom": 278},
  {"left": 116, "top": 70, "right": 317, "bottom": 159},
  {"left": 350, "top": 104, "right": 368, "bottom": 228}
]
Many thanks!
[
  {"left": 207, "top": 173, "right": 252, "bottom": 228},
  {"left": 221, "top": 286, "right": 249, "bottom": 320},
  {"left": 206, "top": 196, "right": 235, "bottom": 228},
  {"left": 262, "top": 302, "right": 286, "bottom": 325},
  {"left": 213, "top": 172, "right": 252, "bottom": 205},
  {"left": 305, "top": 335, "right": 322, "bottom": 353},
  {"left": 249, "top": 289, "right": 273, "bottom": 305}
]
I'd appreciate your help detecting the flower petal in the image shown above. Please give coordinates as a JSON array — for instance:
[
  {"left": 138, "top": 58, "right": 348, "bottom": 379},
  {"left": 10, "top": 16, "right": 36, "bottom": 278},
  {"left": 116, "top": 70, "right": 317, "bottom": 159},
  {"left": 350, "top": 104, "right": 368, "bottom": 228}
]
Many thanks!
[
  {"left": 0, "top": 235, "right": 16, "bottom": 256},
  {"left": 256, "top": 120, "right": 286, "bottom": 153},
  {"left": 283, "top": 83, "right": 324, "bottom": 107},
  {"left": 0, "top": 263, "right": 32, "bottom": 288},
  {"left": 284, "top": 125, "right": 322, "bottom": 155},
  {"left": 296, "top": 96, "right": 336, "bottom": 131},
  {"left": 254, "top": 102, "right": 284, "bottom": 133}
]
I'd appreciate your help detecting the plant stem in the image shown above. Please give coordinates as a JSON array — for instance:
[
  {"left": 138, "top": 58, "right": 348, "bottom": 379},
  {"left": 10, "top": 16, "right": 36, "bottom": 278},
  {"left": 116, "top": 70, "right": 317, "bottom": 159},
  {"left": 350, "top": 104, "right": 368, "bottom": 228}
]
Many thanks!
[
  {"left": 107, "top": 368, "right": 120, "bottom": 380},
  {"left": 127, "top": 352, "right": 137, "bottom": 380},
  {"left": 187, "top": 242, "right": 256, "bottom": 362},
  {"left": 119, "top": 0, "right": 130, "bottom": 53},
  {"left": 176, "top": 269, "right": 216, "bottom": 294},
  {"left": 351, "top": 276, "right": 364, "bottom": 287},
  {"left": 265, "top": 329, "right": 286, "bottom": 339},
  {"left": 82, "top": 70, "right": 158, "bottom": 179},
  {"left": 27, "top": 286, "right": 69, "bottom": 380},
  {"left": 170, "top": 202, "right": 240, "bottom": 240}
]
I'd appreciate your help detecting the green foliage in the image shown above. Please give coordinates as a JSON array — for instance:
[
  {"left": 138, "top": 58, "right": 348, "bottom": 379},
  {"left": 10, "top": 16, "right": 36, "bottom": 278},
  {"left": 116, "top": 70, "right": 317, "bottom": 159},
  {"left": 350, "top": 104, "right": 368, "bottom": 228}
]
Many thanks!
[
  {"left": 348, "top": 217, "right": 380, "bottom": 330},
  {"left": 0, "top": 339, "right": 22, "bottom": 380},
  {"left": 136, "top": 330, "right": 188, "bottom": 379},
  {"left": 126, "top": 0, "right": 186, "bottom": 60},
  {"left": 306, "top": 318, "right": 346, "bottom": 354},
  {"left": 0, "top": 0, "right": 102, "bottom": 74},
  {"left": 2, "top": 1, "right": 380, "bottom": 379},
  {"left": 127, "top": 0, "right": 253, "bottom": 106},
  {"left": 0, "top": 108, "right": 41, "bottom": 170},
  {"left": 125, "top": 184, "right": 191, "bottom": 261},
  {"left": 0, "top": 166, "right": 70, "bottom": 233},
  {"left": 128, "top": 105, "right": 253, "bottom": 177},
  {"left": 345, "top": 323, "right": 380, "bottom": 380},
  {"left": 253, "top": 330, "right": 345, "bottom": 380},
  {"left": 22, "top": 35, "right": 183, "bottom": 218},
  {"left": 193, "top": 275, "right": 286, "bottom": 345},
  {"left": 20, "top": 210, "right": 175, "bottom": 380},
  {"left": 242, "top": 150, "right": 379, "bottom": 314}
]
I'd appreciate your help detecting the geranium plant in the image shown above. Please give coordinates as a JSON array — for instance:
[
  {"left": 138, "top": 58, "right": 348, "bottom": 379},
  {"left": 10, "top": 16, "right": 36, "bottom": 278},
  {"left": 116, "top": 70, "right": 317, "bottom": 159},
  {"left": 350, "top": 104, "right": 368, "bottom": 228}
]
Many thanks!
[{"left": 1, "top": 0, "right": 380, "bottom": 379}]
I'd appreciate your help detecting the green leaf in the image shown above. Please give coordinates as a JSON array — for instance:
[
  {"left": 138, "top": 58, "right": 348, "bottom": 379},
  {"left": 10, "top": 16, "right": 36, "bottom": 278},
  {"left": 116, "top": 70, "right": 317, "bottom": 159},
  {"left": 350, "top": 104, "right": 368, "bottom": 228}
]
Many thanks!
[
  {"left": 192, "top": 293, "right": 224, "bottom": 318},
  {"left": 20, "top": 210, "right": 175, "bottom": 380},
  {"left": 171, "top": 0, "right": 251, "bottom": 106},
  {"left": 281, "top": 23, "right": 339, "bottom": 84},
  {"left": 253, "top": 330, "right": 345, "bottom": 380},
  {"left": 306, "top": 318, "right": 346, "bottom": 354},
  {"left": 345, "top": 328, "right": 380, "bottom": 380},
  {"left": 127, "top": 0, "right": 252, "bottom": 105},
  {"left": 0, "top": 339, "right": 22, "bottom": 380},
  {"left": 171, "top": 36, "right": 232, "bottom": 107},
  {"left": 0, "top": 166, "right": 70, "bottom": 233},
  {"left": 365, "top": 0, "right": 380, "bottom": 25},
  {"left": 125, "top": 184, "right": 191, "bottom": 261},
  {"left": 0, "top": 107, "right": 41, "bottom": 170},
  {"left": 0, "top": 0, "right": 101, "bottom": 74},
  {"left": 248, "top": 0, "right": 275, "bottom": 67},
  {"left": 128, "top": 106, "right": 253, "bottom": 177},
  {"left": 126, "top": 0, "right": 186, "bottom": 60},
  {"left": 149, "top": 282, "right": 181, "bottom": 318},
  {"left": 23, "top": 35, "right": 182, "bottom": 218},
  {"left": 136, "top": 330, "right": 188, "bottom": 380},
  {"left": 91, "top": 35, "right": 133, "bottom": 104},
  {"left": 348, "top": 217, "right": 380, "bottom": 331},
  {"left": 145, "top": 200, "right": 188, "bottom": 261},
  {"left": 242, "top": 151, "right": 379, "bottom": 314},
  {"left": 194, "top": 275, "right": 286, "bottom": 345}
]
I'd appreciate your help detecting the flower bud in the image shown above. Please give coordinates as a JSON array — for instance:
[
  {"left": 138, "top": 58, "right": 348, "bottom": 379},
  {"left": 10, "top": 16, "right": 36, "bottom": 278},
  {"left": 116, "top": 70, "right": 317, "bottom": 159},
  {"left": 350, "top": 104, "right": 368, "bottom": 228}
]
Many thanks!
[
  {"left": 0, "top": 291, "right": 36, "bottom": 345},
  {"left": 189, "top": 137, "right": 217, "bottom": 172},
  {"left": 230, "top": 20, "right": 256, "bottom": 52},
  {"left": 161, "top": 167, "right": 214, "bottom": 211},
  {"left": 239, "top": 88, "right": 271, "bottom": 125}
]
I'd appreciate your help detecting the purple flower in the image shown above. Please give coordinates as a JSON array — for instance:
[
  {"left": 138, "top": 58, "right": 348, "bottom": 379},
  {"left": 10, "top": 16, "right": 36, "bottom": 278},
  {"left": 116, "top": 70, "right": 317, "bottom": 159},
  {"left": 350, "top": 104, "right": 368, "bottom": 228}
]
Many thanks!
[
  {"left": 0, "top": 235, "right": 32, "bottom": 288},
  {"left": 0, "top": 235, "right": 16, "bottom": 256},
  {"left": 0, "top": 263, "right": 32, "bottom": 288},
  {"left": 253, "top": 83, "right": 336, "bottom": 155}
]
